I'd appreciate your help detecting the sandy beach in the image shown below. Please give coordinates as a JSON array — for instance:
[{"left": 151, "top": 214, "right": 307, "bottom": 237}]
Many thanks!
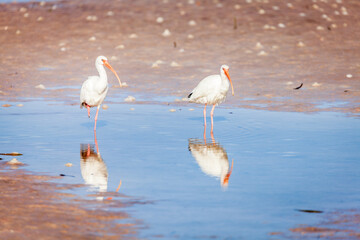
[
  {"left": 1, "top": 0, "right": 360, "bottom": 239},
  {"left": 0, "top": 0, "right": 359, "bottom": 113}
]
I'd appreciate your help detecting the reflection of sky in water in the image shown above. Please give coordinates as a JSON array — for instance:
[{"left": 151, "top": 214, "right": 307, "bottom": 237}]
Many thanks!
[
  {"left": 1, "top": 101, "right": 359, "bottom": 239},
  {"left": 316, "top": 101, "right": 349, "bottom": 109}
]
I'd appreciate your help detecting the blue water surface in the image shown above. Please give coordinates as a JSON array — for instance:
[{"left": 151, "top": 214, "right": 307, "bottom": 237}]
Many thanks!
[{"left": 1, "top": 101, "right": 359, "bottom": 239}]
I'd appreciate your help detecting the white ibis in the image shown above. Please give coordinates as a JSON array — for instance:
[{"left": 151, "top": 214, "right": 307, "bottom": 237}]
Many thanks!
[
  {"left": 80, "top": 143, "right": 108, "bottom": 200},
  {"left": 188, "top": 65, "right": 234, "bottom": 134},
  {"left": 80, "top": 56, "right": 122, "bottom": 131},
  {"left": 188, "top": 138, "right": 234, "bottom": 188}
]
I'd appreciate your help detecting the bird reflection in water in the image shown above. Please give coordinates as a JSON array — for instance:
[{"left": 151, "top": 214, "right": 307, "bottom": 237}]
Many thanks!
[
  {"left": 80, "top": 133, "right": 108, "bottom": 200},
  {"left": 188, "top": 133, "right": 234, "bottom": 189}
]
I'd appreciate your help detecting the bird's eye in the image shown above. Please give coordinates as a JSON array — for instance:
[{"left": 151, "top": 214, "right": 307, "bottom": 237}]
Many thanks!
[{"left": 101, "top": 59, "right": 106, "bottom": 63}]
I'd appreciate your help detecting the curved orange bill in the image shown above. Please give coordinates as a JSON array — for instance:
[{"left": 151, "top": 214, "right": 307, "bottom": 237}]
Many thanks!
[
  {"left": 222, "top": 159, "right": 234, "bottom": 186},
  {"left": 223, "top": 68, "right": 234, "bottom": 96},
  {"left": 104, "top": 60, "right": 122, "bottom": 87}
]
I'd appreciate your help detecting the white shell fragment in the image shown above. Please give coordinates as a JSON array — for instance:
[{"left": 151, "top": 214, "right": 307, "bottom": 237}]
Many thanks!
[
  {"left": 115, "top": 44, "right": 125, "bottom": 49},
  {"left": 312, "top": 82, "right": 322, "bottom": 87},
  {"left": 188, "top": 20, "right": 196, "bottom": 26},
  {"left": 129, "top": 33, "right": 138, "bottom": 39},
  {"left": 125, "top": 96, "right": 136, "bottom": 102},
  {"left": 263, "top": 24, "right": 276, "bottom": 30},
  {"left": 65, "top": 163, "right": 73, "bottom": 167},
  {"left": 162, "top": 29, "right": 171, "bottom": 37},
  {"left": 169, "top": 109, "right": 176, "bottom": 112},
  {"left": 297, "top": 41, "right": 305, "bottom": 47},
  {"left": 346, "top": 74, "right": 353, "bottom": 78},
  {"left": 257, "top": 51, "right": 268, "bottom": 56},
  {"left": 156, "top": 17, "right": 164, "bottom": 23},
  {"left": 341, "top": 6, "right": 348, "bottom": 15},
  {"left": 35, "top": 84, "right": 46, "bottom": 89},
  {"left": 7, "top": 158, "right": 24, "bottom": 165},
  {"left": 151, "top": 60, "right": 165, "bottom": 68},
  {"left": 234, "top": 4, "right": 241, "bottom": 10},
  {"left": 170, "top": 61, "right": 181, "bottom": 67},
  {"left": 88, "top": 36, "right": 96, "bottom": 41},
  {"left": 86, "top": 15, "right": 98, "bottom": 21},
  {"left": 255, "top": 42, "right": 264, "bottom": 49}
]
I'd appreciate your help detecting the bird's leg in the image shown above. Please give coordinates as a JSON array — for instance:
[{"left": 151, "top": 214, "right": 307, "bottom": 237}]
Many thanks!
[
  {"left": 203, "top": 127, "right": 206, "bottom": 143},
  {"left": 203, "top": 104, "right": 207, "bottom": 127},
  {"left": 86, "top": 104, "right": 91, "bottom": 118},
  {"left": 94, "top": 130, "right": 99, "bottom": 154},
  {"left": 210, "top": 104, "right": 216, "bottom": 134},
  {"left": 203, "top": 104, "right": 207, "bottom": 140},
  {"left": 87, "top": 144, "right": 90, "bottom": 157},
  {"left": 94, "top": 105, "right": 100, "bottom": 132},
  {"left": 210, "top": 131, "right": 215, "bottom": 144}
]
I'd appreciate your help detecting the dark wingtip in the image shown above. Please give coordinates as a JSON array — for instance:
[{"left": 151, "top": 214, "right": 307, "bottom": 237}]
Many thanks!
[{"left": 188, "top": 92, "right": 193, "bottom": 98}]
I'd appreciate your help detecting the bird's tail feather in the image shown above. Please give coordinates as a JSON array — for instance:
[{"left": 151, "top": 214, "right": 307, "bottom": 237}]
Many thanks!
[{"left": 188, "top": 92, "right": 193, "bottom": 98}]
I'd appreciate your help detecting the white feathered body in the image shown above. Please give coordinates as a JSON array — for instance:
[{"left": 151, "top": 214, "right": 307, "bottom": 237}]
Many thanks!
[
  {"left": 80, "top": 58, "right": 109, "bottom": 108},
  {"left": 189, "top": 139, "right": 229, "bottom": 184},
  {"left": 80, "top": 144, "right": 108, "bottom": 193},
  {"left": 189, "top": 74, "right": 230, "bottom": 106},
  {"left": 80, "top": 155, "right": 108, "bottom": 192},
  {"left": 80, "top": 75, "right": 108, "bottom": 107}
]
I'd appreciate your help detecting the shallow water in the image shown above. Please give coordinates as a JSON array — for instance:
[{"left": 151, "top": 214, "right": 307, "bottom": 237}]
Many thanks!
[{"left": 1, "top": 101, "right": 360, "bottom": 239}]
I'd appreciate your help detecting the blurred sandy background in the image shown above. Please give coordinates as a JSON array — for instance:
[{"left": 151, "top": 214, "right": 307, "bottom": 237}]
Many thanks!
[{"left": 0, "top": 0, "right": 359, "bottom": 114}]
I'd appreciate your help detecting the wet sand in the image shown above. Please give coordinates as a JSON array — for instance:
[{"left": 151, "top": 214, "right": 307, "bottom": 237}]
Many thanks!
[
  {"left": 0, "top": 160, "right": 138, "bottom": 240},
  {"left": 0, "top": 0, "right": 359, "bottom": 113},
  {"left": 1, "top": 0, "right": 360, "bottom": 239},
  {"left": 272, "top": 209, "right": 360, "bottom": 239}
]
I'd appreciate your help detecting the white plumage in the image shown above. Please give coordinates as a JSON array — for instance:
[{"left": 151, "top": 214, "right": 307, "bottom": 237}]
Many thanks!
[
  {"left": 80, "top": 56, "right": 122, "bottom": 131},
  {"left": 188, "top": 138, "right": 233, "bottom": 188},
  {"left": 80, "top": 144, "right": 108, "bottom": 200},
  {"left": 188, "top": 65, "right": 234, "bottom": 133}
]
